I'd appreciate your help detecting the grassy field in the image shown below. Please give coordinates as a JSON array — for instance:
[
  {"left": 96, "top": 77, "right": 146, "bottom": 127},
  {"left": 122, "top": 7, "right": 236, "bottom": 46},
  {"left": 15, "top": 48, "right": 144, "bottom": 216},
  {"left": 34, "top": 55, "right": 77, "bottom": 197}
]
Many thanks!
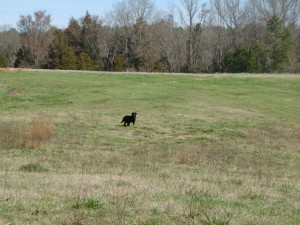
[{"left": 0, "top": 71, "right": 299, "bottom": 225}]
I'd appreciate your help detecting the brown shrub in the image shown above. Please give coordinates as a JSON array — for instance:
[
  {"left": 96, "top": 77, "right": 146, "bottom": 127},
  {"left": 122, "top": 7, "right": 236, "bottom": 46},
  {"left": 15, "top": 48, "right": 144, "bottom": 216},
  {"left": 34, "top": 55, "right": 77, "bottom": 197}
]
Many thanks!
[
  {"left": 0, "top": 116, "right": 53, "bottom": 150},
  {"left": 23, "top": 116, "right": 53, "bottom": 149}
]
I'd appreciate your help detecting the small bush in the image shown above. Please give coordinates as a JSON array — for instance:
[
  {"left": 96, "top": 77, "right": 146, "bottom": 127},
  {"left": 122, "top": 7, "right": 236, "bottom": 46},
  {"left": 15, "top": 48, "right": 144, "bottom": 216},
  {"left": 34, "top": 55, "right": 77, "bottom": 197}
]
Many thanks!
[
  {"left": 0, "top": 51, "right": 8, "bottom": 67},
  {"left": 19, "top": 163, "right": 48, "bottom": 172},
  {"left": 23, "top": 116, "right": 53, "bottom": 149},
  {"left": 73, "top": 197, "right": 104, "bottom": 210}
]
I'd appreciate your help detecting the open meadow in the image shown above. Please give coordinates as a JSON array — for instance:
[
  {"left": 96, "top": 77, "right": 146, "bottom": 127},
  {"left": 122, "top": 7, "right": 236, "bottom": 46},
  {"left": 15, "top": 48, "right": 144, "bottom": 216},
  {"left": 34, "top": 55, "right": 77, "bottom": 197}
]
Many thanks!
[{"left": 0, "top": 71, "right": 299, "bottom": 224}]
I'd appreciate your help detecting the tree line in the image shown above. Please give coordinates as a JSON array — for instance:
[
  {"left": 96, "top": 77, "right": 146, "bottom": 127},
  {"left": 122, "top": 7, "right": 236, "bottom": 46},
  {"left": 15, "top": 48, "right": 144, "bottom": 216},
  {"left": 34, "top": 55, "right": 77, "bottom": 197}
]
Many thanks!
[{"left": 0, "top": 0, "right": 300, "bottom": 73}]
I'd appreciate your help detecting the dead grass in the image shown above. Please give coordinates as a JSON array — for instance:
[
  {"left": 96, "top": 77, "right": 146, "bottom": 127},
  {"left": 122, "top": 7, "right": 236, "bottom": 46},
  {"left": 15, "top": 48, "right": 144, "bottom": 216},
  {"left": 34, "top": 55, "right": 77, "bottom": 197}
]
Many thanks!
[
  {"left": 6, "top": 88, "right": 21, "bottom": 96},
  {"left": 174, "top": 144, "right": 237, "bottom": 166},
  {"left": 246, "top": 125, "right": 300, "bottom": 150},
  {"left": 0, "top": 68, "right": 13, "bottom": 72},
  {"left": 0, "top": 67, "right": 26, "bottom": 73},
  {"left": 0, "top": 124, "right": 23, "bottom": 149},
  {"left": 23, "top": 116, "right": 53, "bottom": 149},
  {"left": 0, "top": 116, "right": 53, "bottom": 150}
]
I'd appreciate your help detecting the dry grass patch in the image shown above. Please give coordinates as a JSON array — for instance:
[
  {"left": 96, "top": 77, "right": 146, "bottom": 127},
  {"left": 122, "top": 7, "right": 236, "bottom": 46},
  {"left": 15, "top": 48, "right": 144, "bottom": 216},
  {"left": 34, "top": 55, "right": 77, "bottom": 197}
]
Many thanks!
[
  {"left": 0, "top": 116, "right": 53, "bottom": 150},
  {"left": 0, "top": 67, "right": 27, "bottom": 72},
  {"left": 0, "top": 124, "right": 23, "bottom": 149},
  {"left": 174, "top": 144, "right": 237, "bottom": 166},
  {"left": 246, "top": 122, "right": 300, "bottom": 152},
  {"left": 0, "top": 67, "right": 14, "bottom": 72},
  {"left": 6, "top": 87, "right": 21, "bottom": 96},
  {"left": 23, "top": 116, "right": 53, "bottom": 149}
]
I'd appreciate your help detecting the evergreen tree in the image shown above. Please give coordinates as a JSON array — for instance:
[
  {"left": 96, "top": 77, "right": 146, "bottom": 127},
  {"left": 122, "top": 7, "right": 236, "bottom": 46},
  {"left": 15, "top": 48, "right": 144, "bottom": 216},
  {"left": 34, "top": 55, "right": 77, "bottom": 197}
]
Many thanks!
[
  {"left": 80, "top": 12, "right": 101, "bottom": 69},
  {"left": 113, "top": 55, "right": 128, "bottom": 72},
  {"left": 266, "top": 16, "right": 296, "bottom": 72},
  {"left": 0, "top": 51, "right": 8, "bottom": 67},
  {"left": 65, "top": 18, "right": 82, "bottom": 54},
  {"left": 77, "top": 52, "right": 95, "bottom": 70},
  {"left": 48, "top": 29, "right": 77, "bottom": 70},
  {"left": 14, "top": 46, "right": 34, "bottom": 68},
  {"left": 224, "top": 47, "right": 249, "bottom": 73},
  {"left": 248, "top": 44, "right": 268, "bottom": 73}
]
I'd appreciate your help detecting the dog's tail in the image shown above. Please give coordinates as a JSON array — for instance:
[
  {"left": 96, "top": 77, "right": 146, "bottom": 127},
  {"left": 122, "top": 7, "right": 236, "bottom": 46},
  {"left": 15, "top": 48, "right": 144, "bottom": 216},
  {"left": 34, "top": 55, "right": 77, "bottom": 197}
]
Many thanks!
[{"left": 121, "top": 117, "right": 124, "bottom": 123}]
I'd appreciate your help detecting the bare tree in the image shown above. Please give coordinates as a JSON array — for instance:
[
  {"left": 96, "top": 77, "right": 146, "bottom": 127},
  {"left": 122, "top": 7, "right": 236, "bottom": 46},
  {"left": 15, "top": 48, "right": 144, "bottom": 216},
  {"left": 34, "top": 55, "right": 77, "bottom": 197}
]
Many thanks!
[
  {"left": 251, "top": 0, "right": 300, "bottom": 26},
  {"left": 128, "top": 0, "right": 155, "bottom": 21},
  {"left": 0, "top": 25, "right": 21, "bottom": 66},
  {"left": 18, "top": 10, "right": 53, "bottom": 68},
  {"left": 212, "top": 0, "right": 245, "bottom": 49},
  {"left": 109, "top": 0, "right": 155, "bottom": 70},
  {"left": 153, "top": 13, "right": 187, "bottom": 72},
  {"left": 192, "top": 3, "right": 212, "bottom": 71},
  {"left": 179, "top": 0, "right": 200, "bottom": 70}
]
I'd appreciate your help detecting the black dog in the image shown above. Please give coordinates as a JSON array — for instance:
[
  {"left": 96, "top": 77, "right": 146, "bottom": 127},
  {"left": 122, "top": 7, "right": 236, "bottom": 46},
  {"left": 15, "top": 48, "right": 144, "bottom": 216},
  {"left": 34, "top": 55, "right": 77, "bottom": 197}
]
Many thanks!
[{"left": 121, "top": 112, "right": 137, "bottom": 127}]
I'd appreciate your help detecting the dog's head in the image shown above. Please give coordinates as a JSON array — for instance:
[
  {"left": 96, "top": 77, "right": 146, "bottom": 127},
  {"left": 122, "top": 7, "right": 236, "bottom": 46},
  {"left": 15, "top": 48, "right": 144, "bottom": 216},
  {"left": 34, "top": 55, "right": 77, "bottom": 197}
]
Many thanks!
[{"left": 132, "top": 112, "right": 137, "bottom": 117}]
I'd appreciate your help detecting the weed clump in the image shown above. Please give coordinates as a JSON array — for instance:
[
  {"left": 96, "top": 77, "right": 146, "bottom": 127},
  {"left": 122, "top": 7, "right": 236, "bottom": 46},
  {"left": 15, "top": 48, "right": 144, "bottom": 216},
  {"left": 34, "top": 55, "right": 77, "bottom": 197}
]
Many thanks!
[
  {"left": 73, "top": 197, "right": 104, "bottom": 210},
  {"left": 19, "top": 163, "right": 48, "bottom": 172}
]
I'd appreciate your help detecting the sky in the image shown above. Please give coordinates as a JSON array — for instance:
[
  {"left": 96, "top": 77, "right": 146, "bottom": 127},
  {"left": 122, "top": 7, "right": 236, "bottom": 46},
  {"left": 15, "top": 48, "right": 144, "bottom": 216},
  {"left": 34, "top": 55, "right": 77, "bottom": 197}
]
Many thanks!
[{"left": 0, "top": 0, "right": 181, "bottom": 28}]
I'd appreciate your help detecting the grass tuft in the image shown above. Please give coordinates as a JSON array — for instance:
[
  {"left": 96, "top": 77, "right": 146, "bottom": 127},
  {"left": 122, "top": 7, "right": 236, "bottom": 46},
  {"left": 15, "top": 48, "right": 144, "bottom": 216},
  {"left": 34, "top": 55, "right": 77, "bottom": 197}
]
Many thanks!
[
  {"left": 19, "top": 163, "right": 48, "bottom": 172},
  {"left": 73, "top": 197, "right": 104, "bottom": 210}
]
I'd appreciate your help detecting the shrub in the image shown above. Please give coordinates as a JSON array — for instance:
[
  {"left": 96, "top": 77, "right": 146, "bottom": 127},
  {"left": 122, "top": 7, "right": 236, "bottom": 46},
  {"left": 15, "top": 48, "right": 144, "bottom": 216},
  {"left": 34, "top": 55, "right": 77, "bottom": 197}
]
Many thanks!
[
  {"left": 0, "top": 51, "right": 9, "bottom": 67},
  {"left": 223, "top": 47, "right": 250, "bottom": 73},
  {"left": 113, "top": 55, "right": 128, "bottom": 71},
  {"left": 23, "top": 116, "right": 53, "bottom": 149}
]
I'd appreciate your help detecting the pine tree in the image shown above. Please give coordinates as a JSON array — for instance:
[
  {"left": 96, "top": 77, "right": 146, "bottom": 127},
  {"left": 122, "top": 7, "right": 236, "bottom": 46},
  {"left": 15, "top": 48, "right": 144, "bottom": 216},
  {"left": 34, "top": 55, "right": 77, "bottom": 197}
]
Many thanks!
[
  {"left": 266, "top": 16, "right": 296, "bottom": 72},
  {"left": 48, "top": 30, "right": 77, "bottom": 70},
  {"left": 0, "top": 51, "right": 8, "bottom": 67},
  {"left": 224, "top": 47, "right": 249, "bottom": 73},
  {"left": 80, "top": 12, "right": 101, "bottom": 69},
  {"left": 14, "top": 46, "right": 34, "bottom": 68},
  {"left": 77, "top": 52, "right": 95, "bottom": 70}
]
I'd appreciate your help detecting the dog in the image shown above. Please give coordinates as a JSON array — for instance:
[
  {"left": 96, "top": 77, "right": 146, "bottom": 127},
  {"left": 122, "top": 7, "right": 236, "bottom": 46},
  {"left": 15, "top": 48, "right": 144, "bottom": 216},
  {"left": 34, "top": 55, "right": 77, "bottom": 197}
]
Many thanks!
[{"left": 121, "top": 112, "right": 137, "bottom": 127}]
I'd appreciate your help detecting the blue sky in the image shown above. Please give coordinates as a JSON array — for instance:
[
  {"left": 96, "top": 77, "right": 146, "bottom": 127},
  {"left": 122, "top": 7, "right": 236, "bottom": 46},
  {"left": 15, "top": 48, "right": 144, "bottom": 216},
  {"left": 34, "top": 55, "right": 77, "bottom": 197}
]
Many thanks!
[{"left": 0, "top": 0, "right": 180, "bottom": 28}]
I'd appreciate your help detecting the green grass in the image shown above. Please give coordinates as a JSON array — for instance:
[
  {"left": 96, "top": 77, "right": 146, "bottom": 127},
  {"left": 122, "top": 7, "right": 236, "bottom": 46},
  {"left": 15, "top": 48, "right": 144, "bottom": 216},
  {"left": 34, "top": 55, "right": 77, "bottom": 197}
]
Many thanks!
[{"left": 0, "top": 71, "right": 300, "bottom": 224}]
